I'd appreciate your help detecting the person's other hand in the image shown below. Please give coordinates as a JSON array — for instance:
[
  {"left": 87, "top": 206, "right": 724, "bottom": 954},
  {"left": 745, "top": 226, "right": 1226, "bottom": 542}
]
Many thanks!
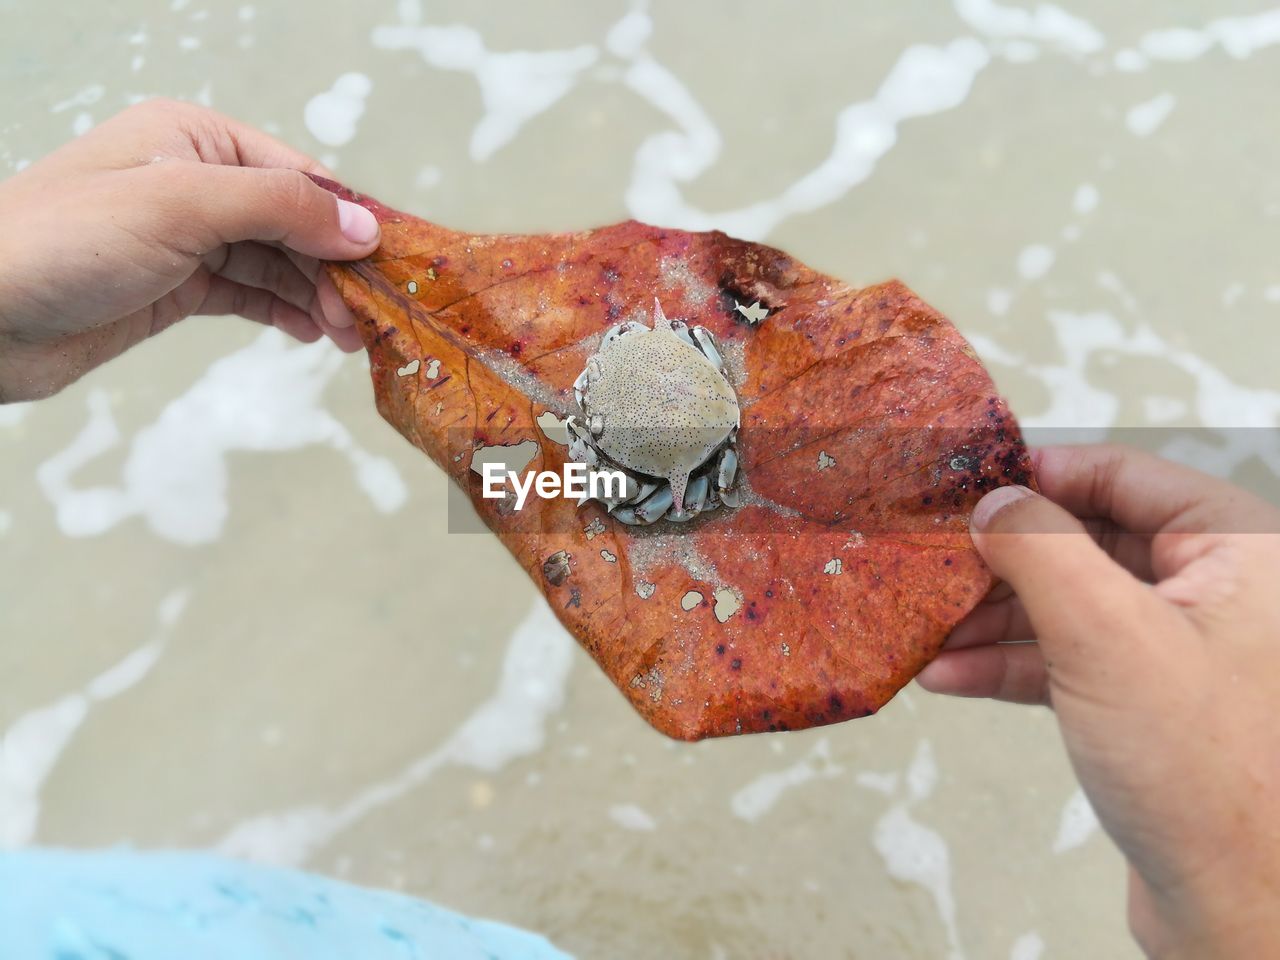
[
  {"left": 0, "top": 99, "right": 378, "bottom": 402},
  {"left": 919, "top": 444, "right": 1280, "bottom": 957}
]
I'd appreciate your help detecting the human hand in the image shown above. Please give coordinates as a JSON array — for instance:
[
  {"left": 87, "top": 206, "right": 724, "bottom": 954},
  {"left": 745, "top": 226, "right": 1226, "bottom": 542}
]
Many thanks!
[
  {"left": 0, "top": 99, "right": 379, "bottom": 402},
  {"left": 918, "top": 445, "right": 1280, "bottom": 957}
]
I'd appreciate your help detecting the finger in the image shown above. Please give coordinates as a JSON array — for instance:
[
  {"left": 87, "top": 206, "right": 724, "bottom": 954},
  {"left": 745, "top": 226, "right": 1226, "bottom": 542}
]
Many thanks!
[
  {"left": 206, "top": 245, "right": 358, "bottom": 351},
  {"left": 279, "top": 246, "right": 322, "bottom": 283},
  {"left": 195, "top": 107, "right": 334, "bottom": 175},
  {"left": 311, "top": 306, "right": 364, "bottom": 353},
  {"left": 279, "top": 246, "right": 358, "bottom": 330},
  {"left": 152, "top": 161, "right": 380, "bottom": 261},
  {"left": 75, "top": 100, "right": 334, "bottom": 177},
  {"left": 199, "top": 275, "right": 323, "bottom": 343},
  {"left": 206, "top": 242, "right": 317, "bottom": 315},
  {"left": 969, "top": 485, "right": 1182, "bottom": 698},
  {"left": 1079, "top": 517, "right": 1155, "bottom": 582},
  {"left": 313, "top": 268, "right": 358, "bottom": 330},
  {"left": 304, "top": 266, "right": 362, "bottom": 351},
  {"left": 916, "top": 643, "right": 1050, "bottom": 705},
  {"left": 1033, "top": 445, "right": 1263, "bottom": 537},
  {"left": 949, "top": 516, "right": 1155, "bottom": 650},
  {"left": 946, "top": 598, "right": 1034, "bottom": 649}
]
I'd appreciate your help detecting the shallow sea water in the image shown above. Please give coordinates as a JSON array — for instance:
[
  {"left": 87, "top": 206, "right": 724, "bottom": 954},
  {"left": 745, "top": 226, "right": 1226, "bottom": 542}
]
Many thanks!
[{"left": 3, "top": 2, "right": 1280, "bottom": 957}]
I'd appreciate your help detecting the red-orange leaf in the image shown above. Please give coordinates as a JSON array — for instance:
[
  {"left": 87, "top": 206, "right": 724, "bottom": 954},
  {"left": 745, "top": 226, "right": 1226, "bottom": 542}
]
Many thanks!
[{"left": 315, "top": 176, "right": 1034, "bottom": 740}]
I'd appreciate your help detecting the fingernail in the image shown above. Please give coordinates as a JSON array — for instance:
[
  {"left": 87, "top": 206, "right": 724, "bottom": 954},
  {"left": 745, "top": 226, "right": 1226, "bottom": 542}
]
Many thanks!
[
  {"left": 972, "top": 484, "right": 1033, "bottom": 531},
  {"left": 337, "top": 199, "right": 379, "bottom": 245}
]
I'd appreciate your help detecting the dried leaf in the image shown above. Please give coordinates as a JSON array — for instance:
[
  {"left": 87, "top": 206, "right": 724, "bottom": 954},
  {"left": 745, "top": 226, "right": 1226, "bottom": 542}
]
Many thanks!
[{"left": 314, "top": 176, "right": 1034, "bottom": 740}]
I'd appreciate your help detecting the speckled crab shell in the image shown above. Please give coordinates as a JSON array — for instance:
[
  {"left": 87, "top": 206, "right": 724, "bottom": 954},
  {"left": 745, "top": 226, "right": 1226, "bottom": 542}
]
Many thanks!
[{"left": 566, "top": 299, "right": 742, "bottom": 524}]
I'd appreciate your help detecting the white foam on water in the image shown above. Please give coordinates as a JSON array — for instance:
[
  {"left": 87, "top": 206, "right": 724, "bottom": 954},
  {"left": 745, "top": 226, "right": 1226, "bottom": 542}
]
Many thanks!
[
  {"left": 1072, "top": 182, "right": 1099, "bottom": 214},
  {"left": 0, "top": 695, "right": 88, "bottom": 848},
  {"left": 976, "top": 303, "right": 1280, "bottom": 478},
  {"left": 1125, "top": 92, "right": 1175, "bottom": 137},
  {"left": 953, "top": 0, "right": 1105, "bottom": 56},
  {"left": 156, "top": 588, "right": 190, "bottom": 627},
  {"left": 854, "top": 770, "right": 900, "bottom": 795},
  {"left": 1096, "top": 311, "right": 1273, "bottom": 454},
  {"left": 986, "top": 287, "right": 1013, "bottom": 316},
  {"left": 1143, "top": 395, "right": 1188, "bottom": 424},
  {"left": 371, "top": 21, "right": 598, "bottom": 162},
  {"left": 1140, "top": 29, "right": 1213, "bottom": 63},
  {"left": 997, "top": 39, "right": 1041, "bottom": 63},
  {"left": 1016, "top": 243, "right": 1055, "bottom": 280},
  {"left": 84, "top": 641, "right": 166, "bottom": 701},
  {"left": 1010, "top": 930, "right": 1046, "bottom": 960},
  {"left": 906, "top": 738, "right": 939, "bottom": 801},
  {"left": 35, "top": 389, "right": 122, "bottom": 537},
  {"left": 608, "top": 803, "right": 657, "bottom": 831},
  {"left": 605, "top": 7, "right": 651, "bottom": 59},
  {"left": 0, "top": 591, "right": 185, "bottom": 848},
  {"left": 50, "top": 84, "right": 104, "bottom": 113},
  {"left": 1052, "top": 787, "right": 1099, "bottom": 853},
  {"left": 415, "top": 164, "right": 442, "bottom": 189},
  {"left": 1116, "top": 10, "right": 1280, "bottom": 72},
  {"left": 217, "top": 599, "right": 575, "bottom": 866},
  {"left": 862, "top": 740, "right": 963, "bottom": 958},
  {"left": 873, "top": 806, "right": 963, "bottom": 960},
  {"left": 1142, "top": 10, "right": 1280, "bottom": 63},
  {"left": 621, "top": 54, "right": 721, "bottom": 221},
  {"left": 729, "top": 738, "right": 843, "bottom": 823},
  {"left": 1096, "top": 270, "right": 1139, "bottom": 314},
  {"left": 304, "top": 72, "right": 373, "bottom": 147},
  {"left": 36, "top": 330, "right": 406, "bottom": 545},
  {"left": 1221, "top": 281, "right": 1246, "bottom": 308},
  {"left": 623, "top": 37, "right": 989, "bottom": 240},
  {"left": 967, "top": 314, "right": 1118, "bottom": 430},
  {"left": 1112, "top": 48, "right": 1146, "bottom": 72}
]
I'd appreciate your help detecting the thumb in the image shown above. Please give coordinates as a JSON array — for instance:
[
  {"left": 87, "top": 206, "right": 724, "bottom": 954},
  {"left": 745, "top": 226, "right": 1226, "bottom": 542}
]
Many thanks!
[
  {"left": 155, "top": 162, "right": 381, "bottom": 261},
  {"left": 970, "top": 485, "right": 1171, "bottom": 695}
]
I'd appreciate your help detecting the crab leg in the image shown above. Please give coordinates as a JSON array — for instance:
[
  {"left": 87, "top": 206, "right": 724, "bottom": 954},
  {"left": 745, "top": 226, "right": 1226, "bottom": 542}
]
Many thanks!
[
  {"left": 684, "top": 474, "right": 710, "bottom": 513},
  {"left": 602, "top": 472, "right": 640, "bottom": 505},
  {"left": 634, "top": 485, "right": 674, "bottom": 524},
  {"left": 717, "top": 447, "right": 738, "bottom": 492},
  {"left": 691, "top": 327, "right": 726, "bottom": 376},
  {"left": 671, "top": 321, "right": 698, "bottom": 351},
  {"left": 612, "top": 504, "right": 640, "bottom": 525},
  {"left": 630, "top": 479, "right": 660, "bottom": 505}
]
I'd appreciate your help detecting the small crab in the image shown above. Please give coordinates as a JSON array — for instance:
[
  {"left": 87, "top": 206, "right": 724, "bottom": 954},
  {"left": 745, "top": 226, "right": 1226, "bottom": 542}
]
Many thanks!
[{"left": 565, "top": 298, "right": 742, "bottom": 525}]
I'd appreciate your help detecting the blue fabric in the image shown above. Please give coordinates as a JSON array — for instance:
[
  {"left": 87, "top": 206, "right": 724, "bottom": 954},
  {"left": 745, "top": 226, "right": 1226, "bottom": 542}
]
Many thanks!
[{"left": 0, "top": 849, "right": 571, "bottom": 960}]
